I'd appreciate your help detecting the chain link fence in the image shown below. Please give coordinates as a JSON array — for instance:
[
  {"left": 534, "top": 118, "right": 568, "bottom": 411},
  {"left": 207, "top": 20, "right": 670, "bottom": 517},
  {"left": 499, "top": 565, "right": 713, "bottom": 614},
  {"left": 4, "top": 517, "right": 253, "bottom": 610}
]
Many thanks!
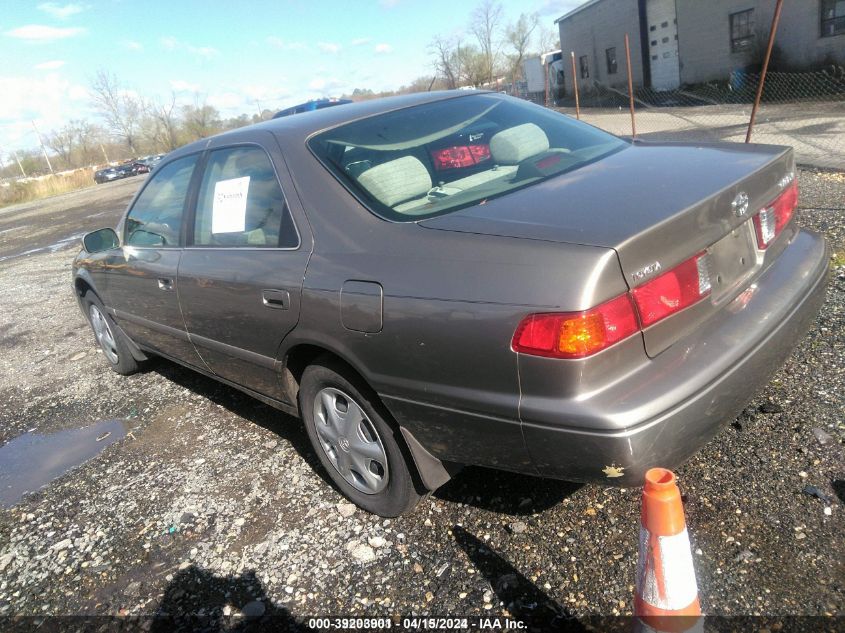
[{"left": 551, "top": 67, "right": 845, "bottom": 171}]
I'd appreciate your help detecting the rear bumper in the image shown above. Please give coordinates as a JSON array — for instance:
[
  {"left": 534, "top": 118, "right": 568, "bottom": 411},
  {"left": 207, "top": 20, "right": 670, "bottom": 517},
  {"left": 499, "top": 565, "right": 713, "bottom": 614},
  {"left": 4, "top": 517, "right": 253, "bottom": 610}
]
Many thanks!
[{"left": 520, "top": 228, "right": 829, "bottom": 486}]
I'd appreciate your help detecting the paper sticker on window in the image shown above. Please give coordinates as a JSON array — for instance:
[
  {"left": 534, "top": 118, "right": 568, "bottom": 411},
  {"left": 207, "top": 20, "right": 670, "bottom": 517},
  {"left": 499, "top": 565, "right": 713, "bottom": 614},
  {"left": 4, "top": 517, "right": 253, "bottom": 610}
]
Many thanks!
[{"left": 212, "top": 176, "right": 250, "bottom": 233}]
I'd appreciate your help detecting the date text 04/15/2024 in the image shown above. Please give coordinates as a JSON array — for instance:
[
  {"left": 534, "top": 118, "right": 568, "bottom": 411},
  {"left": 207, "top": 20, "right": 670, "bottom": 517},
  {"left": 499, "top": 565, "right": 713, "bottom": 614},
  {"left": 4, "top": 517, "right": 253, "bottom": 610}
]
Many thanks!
[{"left": 306, "top": 617, "right": 527, "bottom": 630}]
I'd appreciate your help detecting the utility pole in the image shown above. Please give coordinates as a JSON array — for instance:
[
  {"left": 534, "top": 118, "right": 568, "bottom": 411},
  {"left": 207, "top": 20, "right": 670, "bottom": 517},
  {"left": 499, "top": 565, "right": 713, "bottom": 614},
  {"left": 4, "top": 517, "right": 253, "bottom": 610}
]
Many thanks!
[
  {"left": 31, "top": 120, "right": 54, "bottom": 174},
  {"left": 13, "top": 150, "right": 27, "bottom": 178}
]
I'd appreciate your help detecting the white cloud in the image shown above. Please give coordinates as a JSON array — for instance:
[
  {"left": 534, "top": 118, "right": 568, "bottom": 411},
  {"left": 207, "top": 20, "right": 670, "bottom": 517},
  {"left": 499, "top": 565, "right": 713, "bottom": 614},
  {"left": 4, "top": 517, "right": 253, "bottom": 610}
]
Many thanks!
[
  {"left": 35, "top": 60, "right": 66, "bottom": 70},
  {"left": 317, "top": 42, "right": 341, "bottom": 54},
  {"left": 266, "top": 36, "right": 306, "bottom": 51},
  {"left": 307, "top": 76, "right": 347, "bottom": 95},
  {"left": 350, "top": 37, "right": 371, "bottom": 46},
  {"left": 170, "top": 79, "right": 201, "bottom": 93},
  {"left": 0, "top": 73, "right": 90, "bottom": 149},
  {"left": 191, "top": 45, "right": 218, "bottom": 59},
  {"left": 160, "top": 36, "right": 218, "bottom": 59},
  {"left": 374, "top": 43, "right": 393, "bottom": 54},
  {"left": 206, "top": 92, "right": 244, "bottom": 112},
  {"left": 123, "top": 40, "right": 143, "bottom": 51},
  {"left": 4, "top": 24, "right": 86, "bottom": 41},
  {"left": 534, "top": 0, "right": 587, "bottom": 17},
  {"left": 37, "top": 2, "right": 87, "bottom": 19}
]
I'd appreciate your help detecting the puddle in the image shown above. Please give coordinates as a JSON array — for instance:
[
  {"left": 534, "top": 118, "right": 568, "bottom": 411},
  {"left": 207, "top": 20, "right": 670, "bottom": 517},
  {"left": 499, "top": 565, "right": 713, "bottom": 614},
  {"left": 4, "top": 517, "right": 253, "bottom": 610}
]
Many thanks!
[
  {"left": 0, "top": 419, "right": 129, "bottom": 507},
  {"left": 0, "top": 232, "right": 84, "bottom": 263}
]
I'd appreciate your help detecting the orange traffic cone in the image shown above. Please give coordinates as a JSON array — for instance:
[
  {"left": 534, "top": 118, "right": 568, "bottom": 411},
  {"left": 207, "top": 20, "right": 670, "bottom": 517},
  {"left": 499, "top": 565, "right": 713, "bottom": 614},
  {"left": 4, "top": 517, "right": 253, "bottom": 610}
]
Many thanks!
[{"left": 634, "top": 468, "right": 702, "bottom": 633}]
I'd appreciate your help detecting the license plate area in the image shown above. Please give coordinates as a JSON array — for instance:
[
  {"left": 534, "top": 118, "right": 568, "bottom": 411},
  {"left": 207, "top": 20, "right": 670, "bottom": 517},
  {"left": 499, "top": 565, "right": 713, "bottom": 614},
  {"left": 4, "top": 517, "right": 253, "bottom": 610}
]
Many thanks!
[{"left": 706, "top": 219, "right": 760, "bottom": 304}]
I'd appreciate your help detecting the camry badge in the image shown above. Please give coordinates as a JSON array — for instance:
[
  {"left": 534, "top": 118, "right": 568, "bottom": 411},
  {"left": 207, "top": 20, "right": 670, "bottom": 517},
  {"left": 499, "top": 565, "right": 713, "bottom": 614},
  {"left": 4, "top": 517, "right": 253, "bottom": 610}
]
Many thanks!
[
  {"left": 732, "top": 191, "right": 750, "bottom": 217},
  {"left": 631, "top": 261, "right": 662, "bottom": 282}
]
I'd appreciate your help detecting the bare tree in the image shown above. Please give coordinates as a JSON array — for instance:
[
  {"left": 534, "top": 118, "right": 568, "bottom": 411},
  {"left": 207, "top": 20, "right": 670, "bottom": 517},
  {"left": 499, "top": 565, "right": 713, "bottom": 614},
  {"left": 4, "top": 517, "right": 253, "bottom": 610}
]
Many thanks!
[
  {"left": 182, "top": 95, "right": 221, "bottom": 142},
  {"left": 537, "top": 25, "right": 560, "bottom": 54},
  {"left": 457, "top": 45, "right": 488, "bottom": 88},
  {"left": 148, "top": 93, "right": 181, "bottom": 151},
  {"left": 431, "top": 35, "right": 462, "bottom": 89},
  {"left": 90, "top": 69, "right": 143, "bottom": 154},
  {"left": 505, "top": 13, "right": 538, "bottom": 85},
  {"left": 75, "top": 121, "right": 104, "bottom": 166},
  {"left": 46, "top": 124, "right": 76, "bottom": 168},
  {"left": 469, "top": 0, "right": 503, "bottom": 85}
]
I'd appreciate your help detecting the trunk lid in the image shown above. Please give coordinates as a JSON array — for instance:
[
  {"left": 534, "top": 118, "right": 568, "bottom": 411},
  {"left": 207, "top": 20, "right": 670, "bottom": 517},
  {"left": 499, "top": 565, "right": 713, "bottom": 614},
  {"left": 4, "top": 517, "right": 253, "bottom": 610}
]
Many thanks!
[{"left": 420, "top": 141, "right": 796, "bottom": 356}]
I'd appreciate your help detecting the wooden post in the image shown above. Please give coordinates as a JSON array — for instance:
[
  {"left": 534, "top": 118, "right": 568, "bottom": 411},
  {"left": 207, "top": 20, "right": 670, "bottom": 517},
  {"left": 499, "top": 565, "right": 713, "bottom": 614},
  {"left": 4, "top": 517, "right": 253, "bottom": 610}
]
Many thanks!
[
  {"left": 625, "top": 34, "right": 636, "bottom": 138},
  {"left": 746, "top": 0, "right": 784, "bottom": 143},
  {"left": 570, "top": 52, "right": 581, "bottom": 119}
]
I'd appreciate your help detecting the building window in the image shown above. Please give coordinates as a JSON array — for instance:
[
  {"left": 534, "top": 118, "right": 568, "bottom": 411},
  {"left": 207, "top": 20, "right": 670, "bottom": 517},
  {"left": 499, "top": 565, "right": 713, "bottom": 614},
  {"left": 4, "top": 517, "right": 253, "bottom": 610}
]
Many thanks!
[
  {"left": 821, "top": 0, "right": 845, "bottom": 36},
  {"left": 579, "top": 55, "right": 590, "bottom": 78},
  {"left": 605, "top": 47, "right": 618, "bottom": 74},
  {"left": 730, "top": 9, "right": 755, "bottom": 52}
]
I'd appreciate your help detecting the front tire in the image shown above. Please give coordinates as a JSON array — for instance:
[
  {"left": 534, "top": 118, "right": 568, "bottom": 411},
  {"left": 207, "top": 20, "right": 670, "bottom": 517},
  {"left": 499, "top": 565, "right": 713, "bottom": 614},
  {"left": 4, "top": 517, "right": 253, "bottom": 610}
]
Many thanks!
[
  {"left": 300, "top": 359, "right": 422, "bottom": 517},
  {"left": 83, "top": 292, "right": 139, "bottom": 375}
]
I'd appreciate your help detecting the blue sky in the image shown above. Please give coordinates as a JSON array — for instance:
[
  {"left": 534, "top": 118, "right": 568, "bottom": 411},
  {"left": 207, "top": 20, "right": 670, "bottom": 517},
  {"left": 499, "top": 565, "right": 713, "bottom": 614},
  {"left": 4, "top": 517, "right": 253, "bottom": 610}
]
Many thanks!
[{"left": 0, "top": 0, "right": 585, "bottom": 153}]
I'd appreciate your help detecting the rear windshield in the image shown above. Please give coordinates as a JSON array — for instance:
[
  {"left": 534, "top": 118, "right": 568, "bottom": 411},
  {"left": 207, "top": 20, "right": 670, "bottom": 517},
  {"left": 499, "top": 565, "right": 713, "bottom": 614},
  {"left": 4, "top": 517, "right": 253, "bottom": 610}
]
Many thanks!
[{"left": 308, "top": 93, "right": 627, "bottom": 221}]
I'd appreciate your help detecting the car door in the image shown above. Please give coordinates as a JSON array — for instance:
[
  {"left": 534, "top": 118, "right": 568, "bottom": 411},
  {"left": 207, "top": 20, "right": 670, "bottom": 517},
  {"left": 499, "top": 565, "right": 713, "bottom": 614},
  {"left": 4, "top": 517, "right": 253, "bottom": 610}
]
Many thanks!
[
  {"left": 177, "top": 134, "right": 312, "bottom": 402},
  {"left": 103, "top": 152, "right": 205, "bottom": 366}
]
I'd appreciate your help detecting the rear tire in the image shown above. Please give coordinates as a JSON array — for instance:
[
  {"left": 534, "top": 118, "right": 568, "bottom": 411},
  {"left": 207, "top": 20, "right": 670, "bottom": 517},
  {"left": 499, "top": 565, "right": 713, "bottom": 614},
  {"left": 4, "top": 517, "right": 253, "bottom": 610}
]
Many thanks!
[
  {"left": 82, "top": 292, "right": 139, "bottom": 375},
  {"left": 300, "top": 358, "right": 422, "bottom": 517}
]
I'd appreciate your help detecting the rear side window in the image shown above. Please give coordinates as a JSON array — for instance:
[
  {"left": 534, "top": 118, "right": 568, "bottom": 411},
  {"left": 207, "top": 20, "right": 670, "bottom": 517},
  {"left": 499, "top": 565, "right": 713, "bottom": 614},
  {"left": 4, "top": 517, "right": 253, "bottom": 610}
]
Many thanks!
[
  {"left": 192, "top": 146, "right": 297, "bottom": 248},
  {"left": 308, "top": 94, "right": 626, "bottom": 221},
  {"left": 124, "top": 154, "right": 198, "bottom": 247}
]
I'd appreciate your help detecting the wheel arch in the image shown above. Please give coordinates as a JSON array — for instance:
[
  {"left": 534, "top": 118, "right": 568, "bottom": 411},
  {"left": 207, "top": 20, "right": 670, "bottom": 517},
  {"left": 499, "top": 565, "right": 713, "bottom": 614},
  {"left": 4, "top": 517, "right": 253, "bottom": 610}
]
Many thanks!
[{"left": 281, "top": 341, "right": 458, "bottom": 492}]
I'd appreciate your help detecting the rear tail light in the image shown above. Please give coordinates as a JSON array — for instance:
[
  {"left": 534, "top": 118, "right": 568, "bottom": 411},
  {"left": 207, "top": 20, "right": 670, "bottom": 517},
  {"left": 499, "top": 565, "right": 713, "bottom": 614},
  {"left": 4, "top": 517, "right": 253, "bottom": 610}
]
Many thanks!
[
  {"left": 753, "top": 181, "right": 797, "bottom": 249},
  {"left": 513, "top": 254, "right": 712, "bottom": 358},
  {"left": 511, "top": 295, "right": 639, "bottom": 359},
  {"left": 631, "top": 253, "right": 711, "bottom": 327},
  {"left": 431, "top": 144, "right": 491, "bottom": 171}
]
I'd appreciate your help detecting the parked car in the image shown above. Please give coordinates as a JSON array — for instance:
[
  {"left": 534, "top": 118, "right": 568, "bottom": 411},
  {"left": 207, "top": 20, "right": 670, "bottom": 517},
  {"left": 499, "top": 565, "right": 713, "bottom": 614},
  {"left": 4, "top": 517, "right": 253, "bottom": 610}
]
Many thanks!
[
  {"left": 73, "top": 91, "right": 828, "bottom": 516},
  {"left": 93, "top": 167, "right": 120, "bottom": 184},
  {"left": 272, "top": 98, "right": 352, "bottom": 119},
  {"left": 114, "top": 162, "right": 147, "bottom": 178}
]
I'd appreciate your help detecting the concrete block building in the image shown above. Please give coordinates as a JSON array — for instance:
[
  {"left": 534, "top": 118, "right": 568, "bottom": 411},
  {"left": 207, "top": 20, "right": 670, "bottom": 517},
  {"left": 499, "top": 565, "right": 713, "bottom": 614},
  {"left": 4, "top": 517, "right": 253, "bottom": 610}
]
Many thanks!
[{"left": 555, "top": 0, "right": 845, "bottom": 94}]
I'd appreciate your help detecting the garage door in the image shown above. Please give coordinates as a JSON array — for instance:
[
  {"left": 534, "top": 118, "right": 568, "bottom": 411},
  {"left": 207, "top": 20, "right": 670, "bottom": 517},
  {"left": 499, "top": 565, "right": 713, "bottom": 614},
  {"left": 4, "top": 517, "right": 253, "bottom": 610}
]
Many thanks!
[{"left": 647, "top": 0, "right": 680, "bottom": 91}]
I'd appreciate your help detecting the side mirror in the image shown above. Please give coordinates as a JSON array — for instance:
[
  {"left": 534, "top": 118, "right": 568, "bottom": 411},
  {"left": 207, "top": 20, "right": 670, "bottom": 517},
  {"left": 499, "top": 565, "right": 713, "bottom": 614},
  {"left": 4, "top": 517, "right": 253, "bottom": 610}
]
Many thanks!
[{"left": 82, "top": 228, "right": 120, "bottom": 253}]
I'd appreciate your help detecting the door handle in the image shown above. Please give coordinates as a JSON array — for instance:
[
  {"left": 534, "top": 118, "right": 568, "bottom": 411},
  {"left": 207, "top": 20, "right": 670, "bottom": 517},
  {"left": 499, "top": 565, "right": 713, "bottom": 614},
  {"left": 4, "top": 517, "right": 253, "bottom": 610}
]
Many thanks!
[
  {"left": 157, "top": 278, "right": 174, "bottom": 291},
  {"left": 262, "top": 289, "right": 290, "bottom": 310}
]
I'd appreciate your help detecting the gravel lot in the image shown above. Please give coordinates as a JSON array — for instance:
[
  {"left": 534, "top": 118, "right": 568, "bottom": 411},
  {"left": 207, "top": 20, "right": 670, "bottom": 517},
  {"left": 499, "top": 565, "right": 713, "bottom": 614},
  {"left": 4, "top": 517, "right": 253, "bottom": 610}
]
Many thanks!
[{"left": 0, "top": 170, "right": 842, "bottom": 625}]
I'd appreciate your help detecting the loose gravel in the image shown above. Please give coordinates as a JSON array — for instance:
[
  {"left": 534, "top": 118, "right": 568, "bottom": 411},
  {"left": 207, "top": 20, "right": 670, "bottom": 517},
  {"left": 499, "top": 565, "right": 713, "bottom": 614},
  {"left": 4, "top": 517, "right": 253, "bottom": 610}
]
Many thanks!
[{"left": 0, "top": 170, "right": 842, "bottom": 622}]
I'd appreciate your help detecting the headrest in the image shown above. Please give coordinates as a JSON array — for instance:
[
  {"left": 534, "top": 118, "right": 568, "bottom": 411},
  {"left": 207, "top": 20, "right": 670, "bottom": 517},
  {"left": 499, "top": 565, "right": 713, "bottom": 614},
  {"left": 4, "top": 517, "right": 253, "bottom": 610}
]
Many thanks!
[
  {"left": 357, "top": 156, "right": 432, "bottom": 207},
  {"left": 490, "top": 123, "right": 550, "bottom": 164}
]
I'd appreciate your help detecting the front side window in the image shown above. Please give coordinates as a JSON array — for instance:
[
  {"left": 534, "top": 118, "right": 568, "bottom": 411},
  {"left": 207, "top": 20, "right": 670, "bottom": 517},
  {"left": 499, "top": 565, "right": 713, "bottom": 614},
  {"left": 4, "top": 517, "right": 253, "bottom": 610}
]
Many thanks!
[
  {"left": 730, "top": 9, "right": 755, "bottom": 52},
  {"left": 579, "top": 55, "right": 590, "bottom": 78},
  {"left": 606, "top": 47, "right": 618, "bottom": 74},
  {"left": 308, "top": 94, "right": 627, "bottom": 222},
  {"left": 192, "top": 146, "right": 297, "bottom": 248},
  {"left": 124, "top": 154, "right": 198, "bottom": 247},
  {"left": 821, "top": 0, "right": 845, "bottom": 36}
]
